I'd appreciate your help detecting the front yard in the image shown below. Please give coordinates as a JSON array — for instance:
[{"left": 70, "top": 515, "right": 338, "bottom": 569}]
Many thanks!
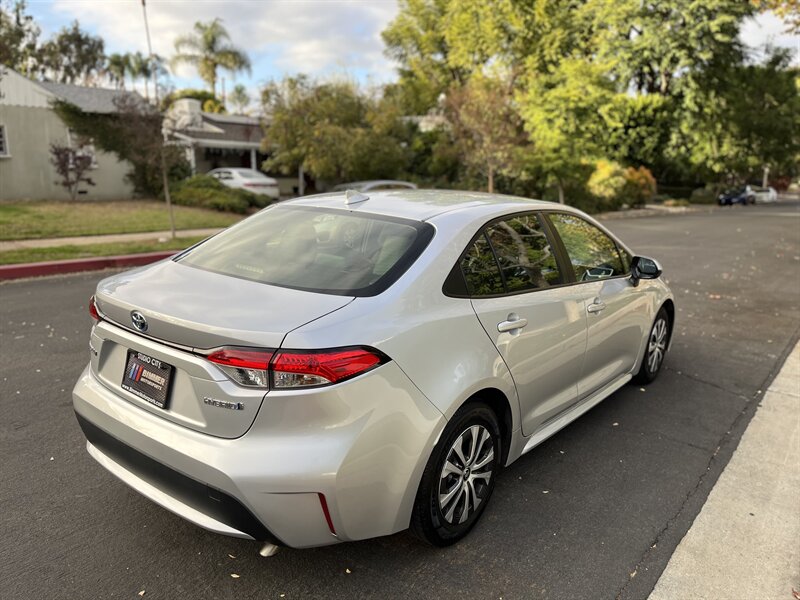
[{"left": 0, "top": 201, "right": 241, "bottom": 241}]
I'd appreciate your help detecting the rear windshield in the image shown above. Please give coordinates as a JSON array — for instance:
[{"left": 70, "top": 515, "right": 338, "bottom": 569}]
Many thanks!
[{"left": 177, "top": 205, "right": 434, "bottom": 296}]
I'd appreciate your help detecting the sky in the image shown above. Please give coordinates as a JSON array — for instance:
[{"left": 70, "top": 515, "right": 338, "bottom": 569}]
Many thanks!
[{"left": 25, "top": 0, "right": 800, "bottom": 102}]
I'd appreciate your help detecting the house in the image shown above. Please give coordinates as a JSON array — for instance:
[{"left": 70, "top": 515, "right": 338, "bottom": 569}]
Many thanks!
[
  {"left": 0, "top": 68, "right": 138, "bottom": 201},
  {"left": 165, "top": 99, "right": 295, "bottom": 196}
]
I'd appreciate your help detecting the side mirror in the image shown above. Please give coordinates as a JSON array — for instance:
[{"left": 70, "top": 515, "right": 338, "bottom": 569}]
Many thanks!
[{"left": 631, "top": 255, "right": 662, "bottom": 286}]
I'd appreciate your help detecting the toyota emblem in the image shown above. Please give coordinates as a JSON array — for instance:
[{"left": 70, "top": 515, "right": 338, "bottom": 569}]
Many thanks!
[{"left": 130, "top": 311, "right": 148, "bottom": 332}]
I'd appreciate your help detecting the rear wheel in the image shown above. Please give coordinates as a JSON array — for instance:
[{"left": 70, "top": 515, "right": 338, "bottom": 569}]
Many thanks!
[
  {"left": 634, "top": 307, "right": 670, "bottom": 384},
  {"left": 410, "top": 403, "right": 501, "bottom": 546}
]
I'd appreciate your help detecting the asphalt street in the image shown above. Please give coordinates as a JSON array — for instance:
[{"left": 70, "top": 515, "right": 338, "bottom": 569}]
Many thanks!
[{"left": 1, "top": 201, "right": 798, "bottom": 600}]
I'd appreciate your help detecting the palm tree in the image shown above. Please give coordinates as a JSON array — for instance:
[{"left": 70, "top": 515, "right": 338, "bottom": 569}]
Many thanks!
[
  {"left": 229, "top": 84, "right": 250, "bottom": 114},
  {"left": 106, "top": 53, "right": 130, "bottom": 89},
  {"left": 129, "top": 51, "right": 153, "bottom": 99},
  {"left": 171, "top": 19, "right": 251, "bottom": 97}
]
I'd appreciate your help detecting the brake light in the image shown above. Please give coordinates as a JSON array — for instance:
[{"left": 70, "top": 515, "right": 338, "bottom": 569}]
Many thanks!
[
  {"left": 206, "top": 347, "right": 274, "bottom": 388},
  {"left": 88, "top": 295, "right": 100, "bottom": 321},
  {"left": 202, "top": 346, "right": 387, "bottom": 388},
  {"left": 271, "top": 347, "right": 385, "bottom": 389}
]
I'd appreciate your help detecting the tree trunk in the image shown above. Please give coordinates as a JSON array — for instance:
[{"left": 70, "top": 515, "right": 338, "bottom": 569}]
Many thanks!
[
  {"left": 488, "top": 166, "right": 494, "bottom": 194},
  {"left": 144, "top": 79, "right": 149, "bottom": 101},
  {"left": 557, "top": 182, "right": 565, "bottom": 204}
]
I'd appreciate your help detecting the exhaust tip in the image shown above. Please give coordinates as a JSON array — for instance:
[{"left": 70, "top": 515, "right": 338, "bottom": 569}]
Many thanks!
[{"left": 258, "top": 543, "right": 280, "bottom": 557}]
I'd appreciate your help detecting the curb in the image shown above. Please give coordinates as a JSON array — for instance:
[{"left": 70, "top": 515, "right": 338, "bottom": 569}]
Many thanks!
[{"left": 0, "top": 251, "right": 176, "bottom": 281}]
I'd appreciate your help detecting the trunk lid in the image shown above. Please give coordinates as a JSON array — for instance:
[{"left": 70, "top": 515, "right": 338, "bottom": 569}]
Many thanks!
[{"left": 90, "top": 260, "right": 354, "bottom": 438}]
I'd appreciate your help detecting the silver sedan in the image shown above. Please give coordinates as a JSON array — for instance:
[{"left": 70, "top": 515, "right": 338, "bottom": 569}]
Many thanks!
[{"left": 73, "top": 190, "right": 674, "bottom": 551}]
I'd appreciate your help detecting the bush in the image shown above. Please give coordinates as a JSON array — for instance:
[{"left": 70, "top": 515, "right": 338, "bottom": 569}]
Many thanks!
[
  {"left": 588, "top": 160, "right": 627, "bottom": 211},
  {"left": 622, "top": 166, "right": 656, "bottom": 208},
  {"left": 689, "top": 185, "right": 719, "bottom": 204},
  {"left": 171, "top": 175, "right": 271, "bottom": 214}
]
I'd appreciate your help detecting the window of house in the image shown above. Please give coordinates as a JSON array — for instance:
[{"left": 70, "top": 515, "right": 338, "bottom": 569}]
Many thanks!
[{"left": 0, "top": 125, "right": 9, "bottom": 157}]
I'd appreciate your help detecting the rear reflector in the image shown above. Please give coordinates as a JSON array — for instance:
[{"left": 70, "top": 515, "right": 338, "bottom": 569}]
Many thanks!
[
  {"left": 88, "top": 295, "right": 100, "bottom": 321},
  {"left": 270, "top": 347, "right": 385, "bottom": 388},
  {"left": 318, "top": 493, "right": 336, "bottom": 536}
]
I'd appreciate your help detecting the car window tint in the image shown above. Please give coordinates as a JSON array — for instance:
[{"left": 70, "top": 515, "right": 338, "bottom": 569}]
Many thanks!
[
  {"left": 484, "top": 214, "right": 562, "bottom": 292},
  {"left": 178, "top": 206, "right": 432, "bottom": 296},
  {"left": 461, "top": 233, "right": 504, "bottom": 296},
  {"left": 548, "top": 213, "right": 626, "bottom": 281}
]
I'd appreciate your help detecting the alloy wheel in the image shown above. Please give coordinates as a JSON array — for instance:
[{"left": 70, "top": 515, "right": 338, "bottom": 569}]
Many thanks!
[
  {"left": 438, "top": 425, "right": 495, "bottom": 525},
  {"left": 647, "top": 317, "right": 668, "bottom": 373}
]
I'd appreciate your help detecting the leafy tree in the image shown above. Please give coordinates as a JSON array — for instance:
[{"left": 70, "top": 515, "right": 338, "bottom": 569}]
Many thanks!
[
  {"left": 36, "top": 21, "right": 105, "bottom": 84},
  {"left": 518, "top": 59, "right": 617, "bottom": 204},
  {"left": 588, "top": 0, "right": 754, "bottom": 96},
  {"left": 0, "top": 0, "right": 40, "bottom": 74},
  {"left": 228, "top": 83, "right": 250, "bottom": 114},
  {"left": 49, "top": 139, "right": 95, "bottom": 201},
  {"left": 261, "top": 76, "right": 409, "bottom": 184},
  {"left": 381, "top": 0, "right": 469, "bottom": 113},
  {"left": 674, "top": 47, "right": 800, "bottom": 183},
  {"left": 446, "top": 73, "right": 524, "bottom": 193},
  {"left": 171, "top": 18, "right": 250, "bottom": 96},
  {"left": 129, "top": 51, "right": 154, "bottom": 99}
]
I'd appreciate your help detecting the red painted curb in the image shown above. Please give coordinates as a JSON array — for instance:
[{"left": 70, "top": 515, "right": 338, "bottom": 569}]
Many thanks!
[{"left": 0, "top": 251, "right": 177, "bottom": 281}]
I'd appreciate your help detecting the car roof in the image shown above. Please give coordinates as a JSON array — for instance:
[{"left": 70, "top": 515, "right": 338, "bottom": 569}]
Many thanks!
[
  {"left": 332, "top": 180, "right": 417, "bottom": 191},
  {"left": 283, "top": 189, "right": 558, "bottom": 221}
]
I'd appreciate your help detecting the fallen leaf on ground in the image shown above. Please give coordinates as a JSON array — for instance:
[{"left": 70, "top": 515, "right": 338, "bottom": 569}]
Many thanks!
[
  {"left": 228, "top": 554, "right": 236, "bottom": 559},
  {"left": 345, "top": 568, "right": 351, "bottom": 574},
  {"left": 230, "top": 573, "right": 240, "bottom": 579},
  {"left": 612, "top": 422, "right": 619, "bottom": 427},
  {"left": 138, "top": 591, "right": 145, "bottom": 597}
]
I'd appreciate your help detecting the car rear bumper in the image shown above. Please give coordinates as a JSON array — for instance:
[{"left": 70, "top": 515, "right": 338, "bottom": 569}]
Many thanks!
[{"left": 73, "top": 362, "right": 445, "bottom": 548}]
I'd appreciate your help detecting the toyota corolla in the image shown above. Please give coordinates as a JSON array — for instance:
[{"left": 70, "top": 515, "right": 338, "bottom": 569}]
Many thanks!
[{"left": 73, "top": 190, "right": 674, "bottom": 553}]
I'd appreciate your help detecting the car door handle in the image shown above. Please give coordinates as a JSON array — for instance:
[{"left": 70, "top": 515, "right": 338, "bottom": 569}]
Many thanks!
[
  {"left": 587, "top": 299, "right": 607, "bottom": 314},
  {"left": 497, "top": 314, "right": 528, "bottom": 333}
]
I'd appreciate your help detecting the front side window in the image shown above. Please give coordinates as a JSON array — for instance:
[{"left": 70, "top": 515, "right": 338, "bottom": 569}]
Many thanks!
[
  {"left": 484, "top": 214, "right": 562, "bottom": 292},
  {"left": 177, "top": 205, "right": 433, "bottom": 296},
  {"left": 547, "top": 213, "right": 626, "bottom": 281}
]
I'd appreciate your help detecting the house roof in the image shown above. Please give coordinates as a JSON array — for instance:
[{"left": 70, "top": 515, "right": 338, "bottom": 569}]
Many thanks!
[{"left": 38, "top": 81, "right": 143, "bottom": 114}]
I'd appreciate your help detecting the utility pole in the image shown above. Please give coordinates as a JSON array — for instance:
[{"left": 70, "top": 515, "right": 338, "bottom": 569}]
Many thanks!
[{"left": 141, "top": 0, "right": 176, "bottom": 240}]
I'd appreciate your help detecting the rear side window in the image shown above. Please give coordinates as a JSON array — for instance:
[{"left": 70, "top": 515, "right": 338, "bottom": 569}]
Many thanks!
[
  {"left": 461, "top": 233, "right": 505, "bottom": 296},
  {"left": 177, "top": 206, "right": 433, "bottom": 296},
  {"left": 460, "top": 213, "right": 561, "bottom": 296},
  {"left": 547, "top": 213, "right": 626, "bottom": 281}
]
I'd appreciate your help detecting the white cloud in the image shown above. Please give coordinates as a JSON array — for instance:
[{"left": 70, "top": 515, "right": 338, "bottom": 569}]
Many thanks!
[
  {"left": 49, "top": 0, "right": 400, "bottom": 84},
  {"left": 740, "top": 11, "right": 799, "bottom": 64}
]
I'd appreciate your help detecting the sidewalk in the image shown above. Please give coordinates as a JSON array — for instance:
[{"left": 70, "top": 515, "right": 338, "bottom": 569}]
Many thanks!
[
  {"left": 649, "top": 341, "right": 800, "bottom": 599},
  {"left": 0, "top": 227, "right": 223, "bottom": 251}
]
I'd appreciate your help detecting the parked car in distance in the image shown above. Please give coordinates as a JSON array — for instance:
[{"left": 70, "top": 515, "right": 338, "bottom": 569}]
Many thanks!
[
  {"left": 752, "top": 186, "right": 778, "bottom": 203},
  {"left": 718, "top": 185, "right": 756, "bottom": 206},
  {"left": 73, "top": 190, "right": 674, "bottom": 553},
  {"left": 332, "top": 180, "right": 418, "bottom": 192},
  {"left": 209, "top": 168, "right": 280, "bottom": 200}
]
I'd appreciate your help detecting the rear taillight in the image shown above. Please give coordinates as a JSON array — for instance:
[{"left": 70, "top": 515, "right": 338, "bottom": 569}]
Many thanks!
[
  {"left": 206, "top": 347, "right": 274, "bottom": 388},
  {"left": 88, "top": 295, "right": 100, "bottom": 321},
  {"left": 271, "top": 347, "right": 385, "bottom": 388},
  {"left": 202, "top": 346, "right": 387, "bottom": 389}
]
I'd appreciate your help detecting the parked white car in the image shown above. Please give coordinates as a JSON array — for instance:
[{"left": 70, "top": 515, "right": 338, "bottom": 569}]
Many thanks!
[
  {"left": 209, "top": 168, "right": 280, "bottom": 200},
  {"left": 753, "top": 186, "right": 778, "bottom": 203},
  {"left": 332, "top": 180, "right": 418, "bottom": 192}
]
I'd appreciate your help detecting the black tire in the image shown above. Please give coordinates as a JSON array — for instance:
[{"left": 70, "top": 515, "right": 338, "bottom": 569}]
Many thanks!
[
  {"left": 410, "top": 402, "right": 502, "bottom": 547},
  {"left": 634, "top": 307, "right": 670, "bottom": 384}
]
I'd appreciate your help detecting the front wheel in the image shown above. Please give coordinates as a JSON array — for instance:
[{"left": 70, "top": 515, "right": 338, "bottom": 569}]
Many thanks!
[
  {"left": 634, "top": 307, "right": 670, "bottom": 384},
  {"left": 410, "top": 403, "right": 501, "bottom": 546}
]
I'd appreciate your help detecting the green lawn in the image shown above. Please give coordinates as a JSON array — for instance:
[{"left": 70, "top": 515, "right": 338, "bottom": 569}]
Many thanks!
[
  {"left": 0, "top": 201, "right": 241, "bottom": 241},
  {"left": 0, "top": 236, "right": 207, "bottom": 265}
]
